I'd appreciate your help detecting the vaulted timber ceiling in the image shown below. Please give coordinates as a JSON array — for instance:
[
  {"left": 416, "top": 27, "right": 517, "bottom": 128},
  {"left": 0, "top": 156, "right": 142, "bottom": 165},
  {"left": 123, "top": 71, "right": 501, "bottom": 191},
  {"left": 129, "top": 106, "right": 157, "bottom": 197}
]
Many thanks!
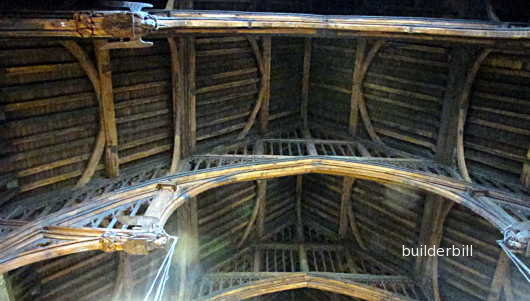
[{"left": 1, "top": 2, "right": 530, "bottom": 301}]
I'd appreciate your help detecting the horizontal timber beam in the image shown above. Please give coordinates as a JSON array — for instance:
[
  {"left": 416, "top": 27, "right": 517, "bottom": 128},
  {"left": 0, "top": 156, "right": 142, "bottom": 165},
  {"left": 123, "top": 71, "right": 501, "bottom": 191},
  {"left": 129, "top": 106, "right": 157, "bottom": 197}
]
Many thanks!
[{"left": 2, "top": 11, "right": 530, "bottom": 46}]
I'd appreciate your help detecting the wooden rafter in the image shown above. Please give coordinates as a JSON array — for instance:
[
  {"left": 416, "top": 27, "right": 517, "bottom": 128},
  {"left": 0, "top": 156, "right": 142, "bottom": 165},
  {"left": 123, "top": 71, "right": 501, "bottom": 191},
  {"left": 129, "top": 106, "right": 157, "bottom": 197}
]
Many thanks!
[{"left": 94, "top": 40, "right": 119, "bottom": 178}]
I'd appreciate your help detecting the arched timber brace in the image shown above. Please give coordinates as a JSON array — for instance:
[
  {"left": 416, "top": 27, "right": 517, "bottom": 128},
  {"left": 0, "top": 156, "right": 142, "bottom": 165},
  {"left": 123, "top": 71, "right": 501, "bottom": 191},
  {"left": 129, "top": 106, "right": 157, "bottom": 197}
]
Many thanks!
[
  {"left": 238, "top": 37, "right": 267, "bottom": 139},
  {"left": 338, "top": 177, "right": 365, "bottom": 249},
  {"left": 60, "top": 41, "right": 106, "bottom": 187},
  {"left": 456, "top": 48, "right": 493, "bottom": 182},
  {"left": 259, "top": 38, "right": 272, "bottom": 133},
  {"left": 1, "top": 156, "right": 528, "bottom": 274},
  {"left": 358, "top": 40, "right": 385, "bottom": 143},
  {"left": 203, "top": 273, "right": 413, "bottom": 301},
  {"left": 415, "top": 46, "right": 476, "bottom": 301}
]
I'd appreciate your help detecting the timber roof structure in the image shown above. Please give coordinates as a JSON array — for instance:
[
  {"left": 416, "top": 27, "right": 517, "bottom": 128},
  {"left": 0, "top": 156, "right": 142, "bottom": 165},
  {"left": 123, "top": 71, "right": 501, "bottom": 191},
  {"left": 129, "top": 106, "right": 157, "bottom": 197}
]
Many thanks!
[{"left": 1, "top": 1, "right": 530, "bottom": 301}]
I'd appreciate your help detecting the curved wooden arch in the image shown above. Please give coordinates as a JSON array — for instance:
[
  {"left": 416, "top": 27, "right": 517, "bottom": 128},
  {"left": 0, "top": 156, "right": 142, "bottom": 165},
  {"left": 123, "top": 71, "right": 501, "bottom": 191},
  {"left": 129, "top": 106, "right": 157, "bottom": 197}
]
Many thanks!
[
  {"left": 455, "top": 49, "right": 493, "bottom": 182},
  {"left": 204, "top": 273, "right": 412, "bottom": 301},
  {"left": 1, "top": 157, "right": 525, "bottom": 274},
  {"left": 358, "top": 40, "right": 385, "bottom": 143},
  {"left": 60, "top": 41, "right": 106, "bottom": 187},
  {"left": 238, "top": 37, "right": 267, "bottom": 139},
  {"left": 152, "top": 158, "right": 516, "bottom": 230}
]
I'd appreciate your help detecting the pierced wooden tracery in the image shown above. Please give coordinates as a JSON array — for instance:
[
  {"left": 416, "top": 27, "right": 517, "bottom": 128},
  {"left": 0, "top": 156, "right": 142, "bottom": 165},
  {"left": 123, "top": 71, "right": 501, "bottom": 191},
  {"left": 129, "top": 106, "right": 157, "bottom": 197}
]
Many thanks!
[{"left": 1, "top": 132, "right": 530, "bottom": 291}]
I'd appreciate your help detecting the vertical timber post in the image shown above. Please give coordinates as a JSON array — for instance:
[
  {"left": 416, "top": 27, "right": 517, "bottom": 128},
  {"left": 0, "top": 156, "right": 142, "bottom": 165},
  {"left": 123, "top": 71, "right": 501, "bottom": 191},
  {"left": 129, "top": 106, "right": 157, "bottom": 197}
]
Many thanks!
[
  {"left": 416, "top": 46, "right": 475, "bottom": 301},
  {"left": 94, "top": 40, "right": 119, "bottom": 178},
  {"left": 301, "top": 38, "right": 312, "bottom": 130},
  {"left": 296, "top": 176, "right": 309, "bottom": 271},
  {"left": 254, "top": 180, "right": 267, "bottom": 272},
  {"left": 168, "top": 38, "right": 184, "bottom": 174},
  {"left": 179, "top": 37, "right": 196, "bottom": 158}
]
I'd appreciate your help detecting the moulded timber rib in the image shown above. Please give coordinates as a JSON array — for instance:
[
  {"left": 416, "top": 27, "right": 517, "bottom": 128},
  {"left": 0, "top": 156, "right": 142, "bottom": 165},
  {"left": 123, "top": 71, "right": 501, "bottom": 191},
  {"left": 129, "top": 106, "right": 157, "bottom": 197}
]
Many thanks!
[{"left": 0, "top": 151, "right": 529, "bottom": 274}]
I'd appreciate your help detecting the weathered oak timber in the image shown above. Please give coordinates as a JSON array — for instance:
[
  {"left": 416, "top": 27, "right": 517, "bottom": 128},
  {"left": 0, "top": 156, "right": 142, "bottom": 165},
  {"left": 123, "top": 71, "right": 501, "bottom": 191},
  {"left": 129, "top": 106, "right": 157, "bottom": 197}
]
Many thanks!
[
  {"left": 259, "top": 38, "right": 271, "bottom": 134},
  {"left": 180, "top": 37, "right": 197, "bottom": 157},
  {"left": 1, "top": 155, "right": 527, "bottom": 274},
  {"left": 200, "top": 273, "right": 416, "bottom": 301},
  {"left": 339, "top": 177, "right": 365, "bottom": 249},
  {"left": 296, "top": 176, "right": 309, "bottom": 272},
  {"left": 152, "top": 11, "right": 530, "bottom": 43},
  {"left": 238, "top": 37, "right": 266, "bottom": 139},
  {"left": 417, "top": 47, "right": 476, "bottom": 301},
  {"left": 456, "top": 49, "right": 493, "bottom": 182},
  {"left": 301, "top": 38, "right": 312, "bottom": 130},
  {"left": 3, "top": 11, "right": 530, "bottom": 44},
  {"left": 168, "top": 37, "right": 184, "bottom": 174},
  {"left": 487, "top": 253, "right": 512, "bottom": 301},
  {"left": 349, "top": 39, "right": 366, "bottom": 137},
  {"left": 521, "top": 147, "right": 530, "bottom": 187},
  {"left": 0, "top": 11, "right": 155, "bottom": 38},
  {"left": 435, "top": 47, "right": 474, "bottom": 165},
  {"left": 94, "top": 40, "right": 120, "bottom": 178},
  {"left": 359, "top": 41, "right": 385, "bottom": 143},
  {"left": 60, "top": 41, "right": 106, "bottom": 187}
]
